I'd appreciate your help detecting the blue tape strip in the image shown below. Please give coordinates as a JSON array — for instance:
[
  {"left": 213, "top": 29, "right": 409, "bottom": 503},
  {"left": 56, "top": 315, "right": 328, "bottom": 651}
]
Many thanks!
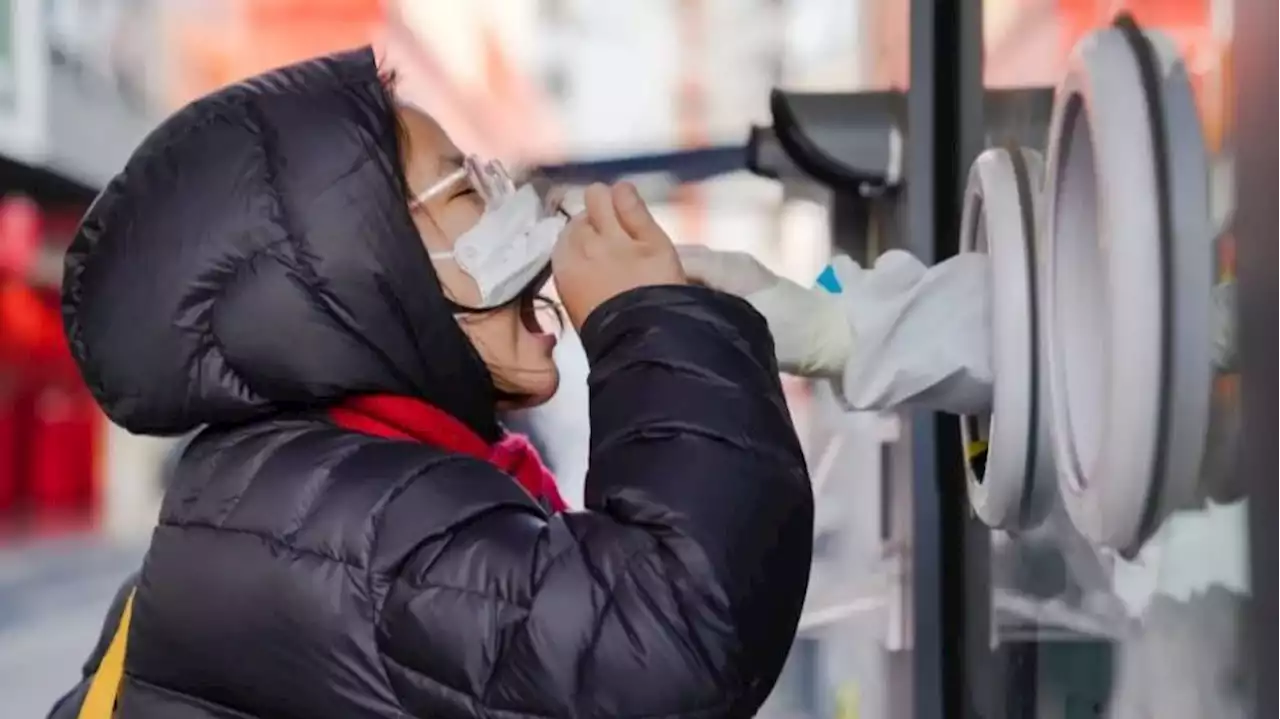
[{"left": 815, "top": 264, "right": 842, "bottom": 294}]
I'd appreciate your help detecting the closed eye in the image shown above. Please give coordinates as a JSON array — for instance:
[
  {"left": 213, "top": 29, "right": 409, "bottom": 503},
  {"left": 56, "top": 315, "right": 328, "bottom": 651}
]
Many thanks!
[{"left": 455, "top": 184, "right": 483, "bottom": 207}]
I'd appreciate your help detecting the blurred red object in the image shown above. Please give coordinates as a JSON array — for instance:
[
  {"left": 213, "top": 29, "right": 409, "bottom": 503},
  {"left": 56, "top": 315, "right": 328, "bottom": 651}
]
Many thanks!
[
  {"left": 0, "top": 194, "right": 63, "bottom": 379},
  {"left": 26, "top": 382, "right": 99, "bottom": 522},
  {"left": 0, "top": 283, "right": 76, "bottom": 382},
  {"left": 0, "top": 195, "right": 42, "bottom": 281},
  {"left": 0, "top": 370, "right": 22, "bottom": 515},
  {"left": 0, "top": 196, "right": 100, "bottom": 530}
]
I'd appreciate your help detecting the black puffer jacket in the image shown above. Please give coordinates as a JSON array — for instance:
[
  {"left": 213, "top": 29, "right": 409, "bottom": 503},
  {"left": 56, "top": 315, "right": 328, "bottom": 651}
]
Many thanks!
[{"left": 58, "top": 48, "right": 813, "bottom": 718}]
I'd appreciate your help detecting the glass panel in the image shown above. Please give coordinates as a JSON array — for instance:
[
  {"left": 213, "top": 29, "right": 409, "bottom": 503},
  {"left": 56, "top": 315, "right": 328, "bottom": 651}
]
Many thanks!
[
  {"left": 758, "top": 2, "right": 912, "bottom": 717},
  {"left": 977, "top": 1, "right": 1248, "bottom": 716}
]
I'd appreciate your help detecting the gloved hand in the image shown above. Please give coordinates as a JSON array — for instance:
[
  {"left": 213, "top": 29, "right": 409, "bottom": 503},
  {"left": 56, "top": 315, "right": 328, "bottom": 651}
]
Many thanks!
[
  {"left": 679, "top": 245, "right": 994, "bottom": 416},
  {"left": 677, "top": 244, "right": 854, "bottom": 378}
]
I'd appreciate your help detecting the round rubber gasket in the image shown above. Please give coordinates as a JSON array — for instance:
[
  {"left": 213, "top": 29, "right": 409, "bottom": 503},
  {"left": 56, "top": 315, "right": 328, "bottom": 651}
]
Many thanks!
[{"left": 959, "top": 146, "right": 1055, "bottom": 530}]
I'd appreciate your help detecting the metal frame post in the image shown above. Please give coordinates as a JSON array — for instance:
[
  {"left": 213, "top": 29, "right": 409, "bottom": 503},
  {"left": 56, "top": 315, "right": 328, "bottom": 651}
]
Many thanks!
[
  {"left": 905, "top": 0, "right": 986, "bottom": 717},
  {"left": 1234, "top": 0, "right": 1277, "bottom": 716}
]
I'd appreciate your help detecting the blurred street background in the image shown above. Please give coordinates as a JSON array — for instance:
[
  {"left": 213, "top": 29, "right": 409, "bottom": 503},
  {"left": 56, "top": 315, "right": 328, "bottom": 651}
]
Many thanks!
[{"left": 0, "top": 1, "right": 1266, "bottom": 718}]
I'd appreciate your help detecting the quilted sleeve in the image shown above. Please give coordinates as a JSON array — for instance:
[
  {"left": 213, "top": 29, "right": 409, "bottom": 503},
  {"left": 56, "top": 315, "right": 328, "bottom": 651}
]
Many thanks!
[{"left": 377, "top": 285, "right": 814, "bottom": 718}]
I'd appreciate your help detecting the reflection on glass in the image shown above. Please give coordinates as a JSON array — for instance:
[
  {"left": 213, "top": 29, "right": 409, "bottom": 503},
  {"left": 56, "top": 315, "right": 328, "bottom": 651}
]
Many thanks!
[
  {"left": 978, "top": 0, "right": 1247, "bottom": 717},
  {"left": 764, "top": 1, "right": 1246, "bottom": 716},
  {"left": 760, "top": 3, "right": 914, "bottom": 718}
]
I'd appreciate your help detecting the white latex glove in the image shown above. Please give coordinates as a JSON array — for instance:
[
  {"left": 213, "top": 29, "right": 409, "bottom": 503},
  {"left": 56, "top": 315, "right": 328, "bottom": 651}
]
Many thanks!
[{"left": 677, "top": 244, "right": 853, "bottom": 378}]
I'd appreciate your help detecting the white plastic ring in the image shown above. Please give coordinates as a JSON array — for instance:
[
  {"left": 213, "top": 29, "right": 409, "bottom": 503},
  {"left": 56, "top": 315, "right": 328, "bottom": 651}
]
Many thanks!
[
  {"left": 959, "top": 146, "right": 1056, "bottom": 530},
  {"left": 1041, "top": 25, "right": 1213, "bottom": 556}
]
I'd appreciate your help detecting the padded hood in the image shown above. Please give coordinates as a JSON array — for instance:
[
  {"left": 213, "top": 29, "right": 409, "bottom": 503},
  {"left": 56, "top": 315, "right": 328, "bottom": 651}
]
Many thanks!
[{"left": 61, "top": 48, "right": 501, "bottom": 440}]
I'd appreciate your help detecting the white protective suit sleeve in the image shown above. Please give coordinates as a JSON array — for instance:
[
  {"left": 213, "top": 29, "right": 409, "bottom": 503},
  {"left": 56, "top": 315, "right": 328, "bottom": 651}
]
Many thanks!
[
  {"left": 829, "top": 250, "right": 993, "bottom": 415},
  {"left": 677, "top": 245, "right": 994, "bottom": 416}
]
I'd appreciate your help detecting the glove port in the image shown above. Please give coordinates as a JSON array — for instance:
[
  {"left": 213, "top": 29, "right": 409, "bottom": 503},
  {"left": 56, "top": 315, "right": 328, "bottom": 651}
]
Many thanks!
[
  {"left": 1041, "top": 19, "right": 1214, "bottom": 557},
  {"left": 959, "top": 146, "right": 1056, "bottom": 532}
]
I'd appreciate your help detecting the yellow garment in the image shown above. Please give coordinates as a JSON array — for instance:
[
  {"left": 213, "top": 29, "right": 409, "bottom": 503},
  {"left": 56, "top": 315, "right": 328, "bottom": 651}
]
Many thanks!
[{"left": 78, "top": 589, "right": 136, "bottom": 719}]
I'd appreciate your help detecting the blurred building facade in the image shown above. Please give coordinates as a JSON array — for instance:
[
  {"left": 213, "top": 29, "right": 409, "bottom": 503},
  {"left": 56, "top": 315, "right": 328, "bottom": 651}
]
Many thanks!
[
  {"left": 0, "top": 0, "right": 169, "bottom": 537},
  {"left": 0, "top": 0, "right": 567, "bottom": 539}
]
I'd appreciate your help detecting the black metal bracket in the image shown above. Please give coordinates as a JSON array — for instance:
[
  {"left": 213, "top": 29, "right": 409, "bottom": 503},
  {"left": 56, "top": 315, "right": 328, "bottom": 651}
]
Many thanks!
[
  {"left": 748, "top": 87, "right": 1054, "bottom": 189},
  {"left": 748, "top": 89, "right": 905, "bottom": 193}
]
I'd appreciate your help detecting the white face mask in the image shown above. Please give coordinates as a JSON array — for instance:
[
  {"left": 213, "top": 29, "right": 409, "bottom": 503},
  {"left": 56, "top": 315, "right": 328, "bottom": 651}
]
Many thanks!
[{"left": 413, "top": 156, "right": 566, "bottom": 308}]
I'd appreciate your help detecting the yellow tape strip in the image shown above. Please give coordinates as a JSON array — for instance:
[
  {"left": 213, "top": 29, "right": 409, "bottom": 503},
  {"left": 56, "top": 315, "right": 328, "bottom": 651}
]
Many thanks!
[{"left": 79, "top": 589, "right": 135, "bottom": 719}]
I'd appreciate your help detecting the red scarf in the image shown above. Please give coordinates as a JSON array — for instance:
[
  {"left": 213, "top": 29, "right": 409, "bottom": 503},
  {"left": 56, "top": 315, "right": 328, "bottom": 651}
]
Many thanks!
[{"left": 329, "top": 394, "right": 566, "bottom": 512}]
